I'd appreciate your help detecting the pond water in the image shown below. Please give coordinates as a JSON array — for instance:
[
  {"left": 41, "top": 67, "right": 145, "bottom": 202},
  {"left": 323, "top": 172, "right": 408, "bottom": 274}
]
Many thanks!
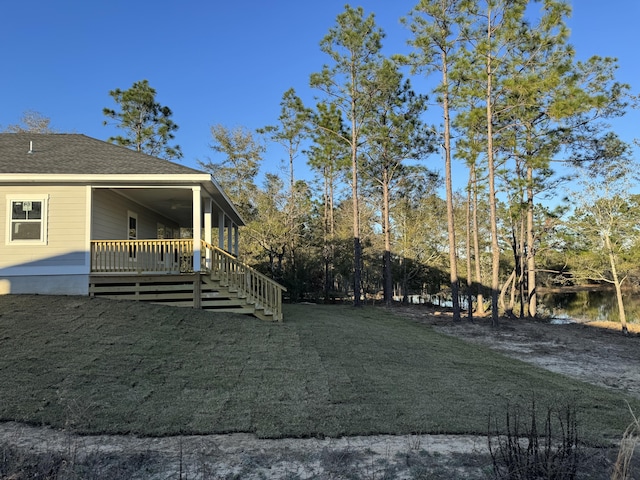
[
  {"left": 408, "top": 289, "right": 638, "bottom": 325},
  {"left": 538, "top": 289, "right": 640, "bottom": 324}
]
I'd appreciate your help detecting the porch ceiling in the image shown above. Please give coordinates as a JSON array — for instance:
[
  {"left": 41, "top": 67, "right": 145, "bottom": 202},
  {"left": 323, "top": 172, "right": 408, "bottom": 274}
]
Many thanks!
[{"left": 109, "top": 188, "right": 223, "bottom": 227}]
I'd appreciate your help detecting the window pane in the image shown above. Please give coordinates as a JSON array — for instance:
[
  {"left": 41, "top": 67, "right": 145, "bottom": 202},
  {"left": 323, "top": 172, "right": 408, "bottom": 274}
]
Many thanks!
[
  {"left": 11, "top": 201, "right": 42, "bottom": 220},
  {"left": 11, "top": 222, "right": 41, "bottom": 240},
  {"left": 11, "top": 202, "right": 27, "bottom": 220},
  {"left": 128, "top": 216, "right": 137, "bottom": 240},
  {"left": 28, "top": 201, "right": 42, "bottom": 219}
]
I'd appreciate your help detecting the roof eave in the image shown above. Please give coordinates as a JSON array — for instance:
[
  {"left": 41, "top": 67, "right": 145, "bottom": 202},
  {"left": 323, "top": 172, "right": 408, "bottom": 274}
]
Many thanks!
[
  {"left": 0, "top": 173, "right": 245, "bottom": 227},
  {"left": 0, "top": 173, "right": 212, "bottom": 183}
]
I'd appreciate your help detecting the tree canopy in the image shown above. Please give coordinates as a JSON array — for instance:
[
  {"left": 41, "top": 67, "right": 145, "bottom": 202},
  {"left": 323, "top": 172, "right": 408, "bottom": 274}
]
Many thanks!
[
  {"left": 206, "top": 1, "right": 636, "bottom": 327},
  {"left": 103, "top": 80, "right": 182, "bottom": 160},
  {"left": 4, "top": 110, "right": 56, "bottom": 133}
]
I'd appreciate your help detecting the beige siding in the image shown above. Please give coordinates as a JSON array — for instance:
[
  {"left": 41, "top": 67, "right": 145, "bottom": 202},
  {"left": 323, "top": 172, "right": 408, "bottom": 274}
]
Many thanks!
[
  {"left": 0, "top": 185, "right": 87, "bottom": 271},
  {"left": 92, "top": 189, "right": 179, "bottom": 240}
]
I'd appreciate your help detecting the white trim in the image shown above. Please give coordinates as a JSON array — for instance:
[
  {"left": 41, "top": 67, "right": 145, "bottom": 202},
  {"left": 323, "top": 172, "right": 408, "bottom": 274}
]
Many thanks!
[
  {"left": 203, "top": 199, "right": 212, "bottom": 244},
  {"left": 5, "top": 194, "right": 49, "bottom": 245},
  {"left": 85, "top": 186, "right": 92, "bottom": 268},
  {"left": 203, "top": 198, "right": 212, "bottom": 270},
  {"left": 92, "top": 184, "right": 199, "bottom": 190},
  {"left": 0, "top": 174, "right": 212, "bottom": 183},
  {"left": 192, "top": 186, "right": 201, "bottom": 272}
]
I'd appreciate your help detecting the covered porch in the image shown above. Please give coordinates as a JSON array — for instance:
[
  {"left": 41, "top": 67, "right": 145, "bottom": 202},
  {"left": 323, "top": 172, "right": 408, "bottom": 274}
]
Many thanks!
[
  {"left": 89, "top": 184, "right": 285, "bottom": 321},
  {"left": 92, "top": 184, "right": 242, "bottom": 258}
]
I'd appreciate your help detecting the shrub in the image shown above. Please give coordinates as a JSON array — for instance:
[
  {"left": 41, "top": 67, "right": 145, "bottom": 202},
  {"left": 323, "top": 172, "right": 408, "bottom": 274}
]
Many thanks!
[
  {"left": 488, "top": 400, "right": 580, "bottom": 480},
  {"left": 611, "top": 403, "right": 639, "bottom": 480}
]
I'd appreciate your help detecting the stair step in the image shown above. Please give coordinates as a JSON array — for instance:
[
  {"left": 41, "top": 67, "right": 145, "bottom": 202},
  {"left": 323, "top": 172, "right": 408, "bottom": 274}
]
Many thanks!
[
  {"left": 202, "top": 307, "right": 256, "bottom": 315},
  {"left": 201, "top": 298, "right": 248, "bottom": 307},
  {"left": 89, "top": 267, "right": 284, "bottom": 321}
]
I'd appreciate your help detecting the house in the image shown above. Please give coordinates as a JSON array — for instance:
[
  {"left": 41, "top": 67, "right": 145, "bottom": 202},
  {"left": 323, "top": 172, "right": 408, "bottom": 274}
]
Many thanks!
[{"left": 0, "top": 133, "right": 284, "bottom": 321}]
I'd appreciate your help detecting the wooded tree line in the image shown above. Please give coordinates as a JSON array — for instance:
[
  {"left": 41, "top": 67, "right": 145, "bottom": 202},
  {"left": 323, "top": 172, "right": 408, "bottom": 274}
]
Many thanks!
[
  {"left": 203, "top": 1, "right": 637, "bottom": 329},
  {"left": 6, "top": 1, "right": 638, "bottom": 330}
]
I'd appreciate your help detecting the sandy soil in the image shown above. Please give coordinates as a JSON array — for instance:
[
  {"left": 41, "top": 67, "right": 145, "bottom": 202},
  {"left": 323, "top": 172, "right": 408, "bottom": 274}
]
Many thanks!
[
  {"left": 1, "top": 301, "right": 639, "bottom": 479},
  {"left": 398, "top": 306, "right": 640, "bottom": 401}
]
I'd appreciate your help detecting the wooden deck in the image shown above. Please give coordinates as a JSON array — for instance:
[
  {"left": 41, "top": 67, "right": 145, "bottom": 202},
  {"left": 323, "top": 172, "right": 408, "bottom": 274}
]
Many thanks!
[{"left": 89, "top": 240, "right": 285, "bottom": 321}]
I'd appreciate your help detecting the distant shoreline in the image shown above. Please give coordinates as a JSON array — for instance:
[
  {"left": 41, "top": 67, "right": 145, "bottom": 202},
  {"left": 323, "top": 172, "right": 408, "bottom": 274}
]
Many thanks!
[{"left": 538, "top": 285, "right": 615, "bottom": 294}]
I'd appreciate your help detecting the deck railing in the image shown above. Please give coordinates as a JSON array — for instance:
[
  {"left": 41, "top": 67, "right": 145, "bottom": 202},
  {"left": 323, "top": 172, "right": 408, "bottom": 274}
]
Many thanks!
[
  {"left": 90, "top": 239, "right": 286, "bottom": 321},
  {"left": 201, "top": 240, "right": 286, "bottom": 321},
  {"left": 91, "top": 239, "right": 195, "bottom": 273}
]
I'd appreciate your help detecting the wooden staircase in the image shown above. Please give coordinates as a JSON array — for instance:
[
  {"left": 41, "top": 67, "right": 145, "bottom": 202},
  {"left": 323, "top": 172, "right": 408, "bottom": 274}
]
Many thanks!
[
  {"left": 202, "top": 241, "right": 285, "bottom": 321},
  {"left": 89, "top": 242, "right": 286, "bottom": 321}
]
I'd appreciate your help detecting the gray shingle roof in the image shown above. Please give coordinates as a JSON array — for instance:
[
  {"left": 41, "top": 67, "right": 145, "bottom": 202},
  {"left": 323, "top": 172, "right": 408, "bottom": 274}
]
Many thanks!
[{"left": 0, "top": 133, "right": 205, "bottom": 175}]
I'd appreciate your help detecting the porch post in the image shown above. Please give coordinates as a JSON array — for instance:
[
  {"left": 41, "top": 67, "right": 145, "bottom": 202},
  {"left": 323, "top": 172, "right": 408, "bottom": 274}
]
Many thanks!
[
  {"left": 192, "top": 186, "right": 201, "bottom": 272},
  {"left": 204, "top": 198, "right": 212, "bottom": 269},
  {"left": 227, "top": 219, "right": 233, "bottom": 254},
  {"left": 218, "top": 211, "right": 225, "bottom": 250}
]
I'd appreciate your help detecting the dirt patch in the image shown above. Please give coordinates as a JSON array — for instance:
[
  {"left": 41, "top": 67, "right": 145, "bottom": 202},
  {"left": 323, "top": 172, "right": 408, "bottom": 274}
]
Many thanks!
[
  {"left": 0, "top": 422, "right": 497, "bottom": 479},
  {"left": 1, "top": 300, "right": 639, "bottom": 478},
  {"left": 395, "top": 306, "right": 640, "bottom": 401}
]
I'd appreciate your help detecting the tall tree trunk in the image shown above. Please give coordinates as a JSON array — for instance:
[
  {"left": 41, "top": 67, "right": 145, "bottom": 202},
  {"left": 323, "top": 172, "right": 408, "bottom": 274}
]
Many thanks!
[
  {"left": 526, "top": 165, "right": 537, "bottom": 318},
  {"left": 329, "top": 173, "right": 336, "bottom": 292},
  {"left": 351, "top": 98, "right": 362, "bottom": 306},
  {"left": 441, "top": 49, "right": 461, "bottom": 322},
  {"left": 401, "top": 256, "right": 408, "bottom": 303},
  {"left": 323, "top": 170, "right": 331, "bottom": 302},
  {"left": 605, "top": 234, "right": 629, "bottom": 335},
  {"left": 509, "top": 264, "right": 518, "bottom": 317},
  {"left": 486, "top": 8, "right": 500, "bottom": 327},
  {"left": 471, "top": 165, "right": 486, "bottom": 316},
  {"left": 466, "top": 174, "right": 474, "bottom": 322},
  {"left": 519, "top": 210, "right": 526, "bottom": 318},
  {"left": 382, "top": 167, "right": 392, "bottom": 306},
  {"left": 499, "top": 269, "right": 515, "bottom": 315}
]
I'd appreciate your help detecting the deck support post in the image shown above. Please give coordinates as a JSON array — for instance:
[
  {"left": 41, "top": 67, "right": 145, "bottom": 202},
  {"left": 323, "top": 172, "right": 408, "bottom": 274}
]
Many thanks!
[{"left": 193, "top": 274, "right": 202, "bottom": 309}]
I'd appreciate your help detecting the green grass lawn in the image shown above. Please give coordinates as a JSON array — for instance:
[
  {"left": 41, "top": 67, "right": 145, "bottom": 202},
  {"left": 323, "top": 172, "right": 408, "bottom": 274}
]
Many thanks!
[{"left": 0, "top": 296, "right": 636, "bottom": 444}]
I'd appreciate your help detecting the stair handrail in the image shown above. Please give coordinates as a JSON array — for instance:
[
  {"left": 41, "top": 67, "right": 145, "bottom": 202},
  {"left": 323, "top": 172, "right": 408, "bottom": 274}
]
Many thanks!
[{"left": 200, "top": 240, "right": 286, "bottom": 321}]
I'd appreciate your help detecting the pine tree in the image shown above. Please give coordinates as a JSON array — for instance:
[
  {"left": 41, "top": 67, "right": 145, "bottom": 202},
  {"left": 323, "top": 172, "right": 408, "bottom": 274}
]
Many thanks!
[
  {"left": 362, "top": 59, "right": 432, "bottom": 305},
  {"left": 103, "top": 80, "right": 182, "bottom": 160},
  {"left": 307, "top": 102, "right": 350, "bottom": 301},
  {"left": 310, "top": 5, "right": 384, "bottom": 306},
  {"left": 403, "top": 0, "right": 469, "bottom": 321}
]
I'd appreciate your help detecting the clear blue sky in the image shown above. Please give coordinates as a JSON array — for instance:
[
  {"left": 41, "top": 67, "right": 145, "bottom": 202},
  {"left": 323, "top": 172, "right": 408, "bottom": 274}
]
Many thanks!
[{"left": 1, "top": 1, "right": 638, "bottom": 185}]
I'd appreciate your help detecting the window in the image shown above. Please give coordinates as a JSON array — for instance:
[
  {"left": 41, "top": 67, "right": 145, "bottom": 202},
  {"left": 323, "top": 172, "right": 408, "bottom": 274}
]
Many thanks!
[
  {"left": 127, "top": 212, "right": 138, "bottom": 241},
  {"left": 127, "top": 211, "right": 138, "bottom": 259},
  {"left": 7, "top": 196, "right": 48, "bottom": 244}
]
